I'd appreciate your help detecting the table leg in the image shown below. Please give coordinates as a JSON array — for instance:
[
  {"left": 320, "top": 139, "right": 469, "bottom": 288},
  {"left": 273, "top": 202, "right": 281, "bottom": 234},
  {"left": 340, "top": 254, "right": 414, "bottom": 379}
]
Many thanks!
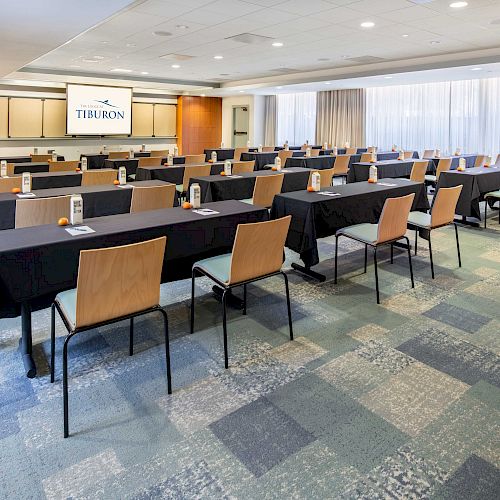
[
  {"left": 454, "top": 216, "right": 480, "bottom": 228},
  {"left": 20, "top": 301, "right": 37, "bottom": 378},
  {"left": 291, "top": 262, "right": 326, "bottom": 282}
]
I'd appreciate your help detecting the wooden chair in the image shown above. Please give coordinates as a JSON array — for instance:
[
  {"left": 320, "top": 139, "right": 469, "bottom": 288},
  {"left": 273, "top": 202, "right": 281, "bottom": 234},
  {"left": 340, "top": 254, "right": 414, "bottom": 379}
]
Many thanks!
[
  {"left": 191, "top": 217, "right": 293, "bottom": 368},
  {"left": 0, "top": 176, "right": 22, "bottom": 193},
  {"left": 31, "top": 154, "right": 52, "bottom": 162},
  {"left": 360, "top": 153, "right": 372, "bottom": 162},
  {"left": 150, "top": 150, "right": 170, "bottom": 157},
  {"left": 335, "top": 193, "right": 415, "bottom": 303},
  {"left": 138, "top": 156, "right": 163, "bottom": 167},
  {"left": 232, "top": 161, "right": 255, "bottom": 174},
  {"left": 241, "top": 173, "right": 284, "bottom": 208},
  {"left": 484, "top": 190, "right": 500, "bottom": 228},
  {"left": 346, "top": 147, "right": 357, "bottom": 155},
  {"left": 404, "top": 151, "right": 414, "bottom": 159},
  {"left": 5, "top": 163, "right": 15, "bottom": 176},
  {"left": 278, "top": 150, "right": 293, "bottom": 165},
  {"left": 81, "top": 170, "right": 118, "bottom": 186},
  {"left": 333, "top": 155, "right": 350, "bottom": 184},
  {"left": 49, "top": 237, "right": 171, "bottom": 437},
  {"left": 422, "top": 149, "right": 435, "bottom": 159},
  {"left": 234, "top": 147, "right": 249, "bottom": 161},
  {"left": 309, "top": 168, "right": 335, "bottom": 188},
  {"left": 108, "top": 151, "right": 129, "bottom": 159},
  {"left": 262, "top": 146, "right": 275, "bottom": 152},
  {"left": 495, "top": 154, "right": 500, "bottom": 165},
  {"left": 425, "top": 158, "right": 452, "bottom": 186},
  {"left": 49, "top": 161, "right": 80, "bottom": 173},
  {"left": 309, "top": 149, "right": 320, "bottom": 157},
  {"left": 408, "top": 186, "right": 462, "bottom": 278},
  {"left": 184, "top": 154, "right": 206, "bottom": 165},
  {"left": 177, "top": 164, "right": 211, "bottom": 198},
  {"left": 15, "top": 195, "right": 71, "bottom": 228},
  {"left": 367, "top": 146, "right": 376, "bottom": 153},
  {"left": 474, "top": 155, "right": 487, "bottom": 167},
  {"left": 410, "top": 161, "right": 429, "bottom": 183},
  {"left": 130, "top": 184, "right": 176, "bottom": 213}
]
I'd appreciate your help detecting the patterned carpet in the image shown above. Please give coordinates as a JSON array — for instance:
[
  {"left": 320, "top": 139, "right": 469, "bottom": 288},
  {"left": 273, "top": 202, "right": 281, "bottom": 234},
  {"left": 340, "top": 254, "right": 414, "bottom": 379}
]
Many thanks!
[{"left": 0, "top": 203, "right": 499, "bottom": 499}]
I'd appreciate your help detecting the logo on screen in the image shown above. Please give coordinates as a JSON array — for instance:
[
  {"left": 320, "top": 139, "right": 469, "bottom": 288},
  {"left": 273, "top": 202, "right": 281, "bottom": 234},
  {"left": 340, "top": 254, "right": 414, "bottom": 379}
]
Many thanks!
[{"left": 75, "top": 99, "right": 125, "bottom": 120}]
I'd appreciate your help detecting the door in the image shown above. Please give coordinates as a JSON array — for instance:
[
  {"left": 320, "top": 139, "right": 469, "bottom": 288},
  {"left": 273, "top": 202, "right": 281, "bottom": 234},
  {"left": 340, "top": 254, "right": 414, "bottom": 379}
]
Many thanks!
[{"left": 232, "top": 106, "right": 249, "bottom": 148}]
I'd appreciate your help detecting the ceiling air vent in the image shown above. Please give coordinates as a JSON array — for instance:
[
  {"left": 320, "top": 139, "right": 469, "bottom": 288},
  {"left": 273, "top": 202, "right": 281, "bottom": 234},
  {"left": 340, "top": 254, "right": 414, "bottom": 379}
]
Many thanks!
[
  {"left": 225, "top": 33, "right": 274, "bottom": 44},
  {"left": 345, "top": 56, "right": 387, "bottom": 64},
  {"left": 269, "top": 67, "right": 300, "bottom": 74}
]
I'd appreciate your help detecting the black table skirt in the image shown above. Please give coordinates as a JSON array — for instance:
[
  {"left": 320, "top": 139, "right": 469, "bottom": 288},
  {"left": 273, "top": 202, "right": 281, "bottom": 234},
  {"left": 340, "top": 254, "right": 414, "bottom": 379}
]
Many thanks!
[
  {"left": 0, "top": 156, "right": 32, "bottom": 163},
  {"left": 104, "top": 158, "right": 139, "bottom": 177},
  {"left": 320, "top": 148, "right": 368, "bottom": 155},
  {"left": 240, "top": 152, "right": 279, "bottom": 170},
  {"left": 10, "top": 170, "right": 118, "bottom": 190},
  {"left": 348, "top": 160, "right": 429, "bottom": 183},
  {"left": 275, "top": 146, "right": 302, "bottom": 151},
  {"left": 0, "top": 200, "right": 268, "bottom": 317},
  {"left": 81, "top": 154, "right": 108, "bottom": 169},
  {"left": 427, "top": 155, "right": 477, "bottom": 173},
  {"left": 0, "top": 180, "right": 173, "bottom": 230},
  {"left": 135, "top": 163, "right": 224, "bottom": 185},
  {"left": 285, "top": 156, "right": 336, "bottom": 169},
  {"left": 12, "top": 162, "right": 51, "bottom": 174},
  {"left": 437, "top": 166, "right": 500, "bottom": 219},
  {"left": 271, "top": 179, "right": 429, "bottom": 268},
  {"left": 204, "top": 148, "right": 235, "bottom": 162},
  {"left": 189, "top": 167, "right": 311, "bottom": 203}
]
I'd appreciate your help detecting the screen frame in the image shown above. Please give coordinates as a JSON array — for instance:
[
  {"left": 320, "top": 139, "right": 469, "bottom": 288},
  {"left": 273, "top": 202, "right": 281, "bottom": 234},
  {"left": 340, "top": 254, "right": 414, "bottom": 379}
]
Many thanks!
[{"left": 65, "top": 83, "right": 133, "bottom": 136}]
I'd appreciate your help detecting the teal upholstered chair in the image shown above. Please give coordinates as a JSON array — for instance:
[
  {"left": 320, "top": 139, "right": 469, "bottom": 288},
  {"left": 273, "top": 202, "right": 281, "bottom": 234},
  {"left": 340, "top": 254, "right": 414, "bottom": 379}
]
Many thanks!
[{"left": 485, "top": 191, "right": 500, "bottom": 228}]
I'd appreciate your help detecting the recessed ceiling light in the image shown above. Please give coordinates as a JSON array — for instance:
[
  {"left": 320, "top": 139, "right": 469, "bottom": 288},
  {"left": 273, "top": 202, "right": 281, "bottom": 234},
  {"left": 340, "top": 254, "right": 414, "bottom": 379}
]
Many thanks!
[
  {"left": 450, "top": 1, "right": 468, "bottom": 8},
  {"left": 92, "top": 55, "right": 105, "bottom": 60},
  {"left": 429, "top": 40, "right": 441, "bottom": 45},
  {"left": 324, "top": 82, "right": 331, "bottom": 85},
  {"left": 110, "top": 68, "right": 133, "bottom": 73},
  {"left": 176, "top": 24, "right": 188, "bottom": 29},
  {"left": 360, "top": 21, "right": 375, "bottom": 28},
  {"left": 384, "top": 76, "right": 393, "bottom": 79},
  {"left": 402, "top": 34, "right": 409, "bottom": 38},
  {"left": 239, "top": 90, "right": 245, "bottom": 93},
  {"left": 276, "top": 86, "right": 283, "bottom": 89},
  {"left": 171, "top": 64, "right": 180, "bottom": 69},
  {"left": 272, "top": 42, "right": 284, "bottom": 47},
  {"left": 126, "top": 43, "right": 136, "bottom": 48},
  {"left": 341, "top": 55, "right": 351, "bottom": 59},
  {"left": 200, "top": 94, "right": 205, "bottom": 97},
  {"left": 69, "top": 65, "right": 81, "bottom": 68},
  {"left": 100, "top": 41, "right": 109, "bottom": 44},
  {"left": 82, "top": 58, "right": 100, "bottom": 63},
  {"left": 214, "top": 55, "right": 224, "bottom": 60},
  {"left": 140, "top": 71, "right": 149, "bottom": 75},
  {"left": 153, "top": 30, "right": 172, "bottom": 37},
  {"left": 470, "top": 67, "right": 482, "bottom": 71}
]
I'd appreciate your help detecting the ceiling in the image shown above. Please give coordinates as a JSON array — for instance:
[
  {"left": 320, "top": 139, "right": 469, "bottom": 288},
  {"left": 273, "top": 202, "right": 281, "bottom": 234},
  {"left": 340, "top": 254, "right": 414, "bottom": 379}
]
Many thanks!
[{"left": 3, "top": 0, "right": 500, "bottom": 95}]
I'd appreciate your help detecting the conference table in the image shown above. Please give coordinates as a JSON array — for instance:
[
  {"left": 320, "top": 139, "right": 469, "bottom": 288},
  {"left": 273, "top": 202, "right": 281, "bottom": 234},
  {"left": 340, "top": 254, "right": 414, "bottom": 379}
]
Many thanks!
[
  {"left": 135, "top": 162, "right": 225, "bottom": 184},
  {"left": 188, "top": 167, "right": 311, "bottom": 203},
  {"left": 10, "top": 162, "right": 69, "bottom": 175},
  {"left": 271, "top": 178, "right": 430, "bottom": 281},
  {"left": 427, "top": 154, "right": 477, "bottom": 173},
  {"left": 285, "top": 156, "right": 336, "bottom": 169},
  {"left": 347, "top": 159, "right": 429, "bottom": 183},
  {"left": 204, "top": 148, "right": 234, "bottom": 161},
  {"left": 240, "top": 151, "right": 304, "bottom": 169},
  {"left": 320, "top": 148, "right": 367, "bottom": 155},
  {"left": 437, "top": 165, "right": 500, "bottom": 221},
  {"left": 0, "top": 155, "right": 33, "bottom": 163},
  {"left": 0, "top": 180, "right": 173, "bottom": 230},
  {"left": 0, "top": 200, "right": 268, "bottom": 377},
  {"left": 274, "top": 146, "right": 302, "bottom": 151}
]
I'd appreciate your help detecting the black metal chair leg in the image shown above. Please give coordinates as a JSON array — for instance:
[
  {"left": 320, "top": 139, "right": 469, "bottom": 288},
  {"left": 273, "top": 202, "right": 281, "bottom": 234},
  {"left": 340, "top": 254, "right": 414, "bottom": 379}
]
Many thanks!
[
  {"left": 334, "top": 234, "right": 339, "bottom": 284},
  {"left": 405, "top": 237, "right": 415, "bottom": 288},
  {"left": 428, "top": 233, "right": 435, "bottom": 279},
  {"left": 243, "top": 284, "right": 247, "bottom": 316},
  {"left": 484, "top": 203, "right": 487, "bottom": 228},
  {"left": 390, "top": 243, "right": 394, "bottom": 264},
  {"left": 222, "top": 289, "right": 229, "bottom": 369},
  {"left": 190, "top": 268, "right": 196, "bottom": 334},
  {"left": 282, "top": 272, "right": 294, "bottom": 341},
  {"left": 415, "top": 229, "right": 418, "bottom": 255},
  {"left": 454, "top": 223, "right": 462, "bottom": 267},
  {"left": 129, "top": 317, "right": 134, "bottom": 356},
  {"left": 63, "top": 336, "right": 71, "bottom": 438},
  {"left": 373, "top": 247, "right": 380, "bottom": 304},
  {"left": 364, "top": 244, "right": 367, "bottom": 273},
  {"left": 50, "top": 303, "right": 56, "bottom": 383},
  {"left": 158, "top": 308, "right": 172, "bottom": 395}
]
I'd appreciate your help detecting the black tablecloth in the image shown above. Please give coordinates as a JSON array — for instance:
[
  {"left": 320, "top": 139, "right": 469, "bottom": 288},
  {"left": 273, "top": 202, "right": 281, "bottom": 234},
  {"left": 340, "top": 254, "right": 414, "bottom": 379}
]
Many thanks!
[
  {"left": 437, "top": 166, "right": 500, "bottom": 219},
  {"left": 104, "top": 158, "right": 139, "bottom": 177},
  {"left": 135, "top": 163, "right": 224, "bottom": 184},
  {"left": 0, "top": 200, "right": 268, "bottom": 317},
  {"left": 0, "top": 180, "right": 172, "bottom": 230},
  {"left": 320, "top": 148, "right": 368, "bottom": 155},
  {"left": 204, "top": 148, "right": 235, "bottom": 161},
  {"left": 271, "top": 178, "right": 429, "bottom": 268},
  {"left": 189, "top": 167, "right": 311, "bottom": 203},
  {"left": 240, "top": 152, "right": 279, "bottom": 170},
  {"left": 274, "top": 146, "right": 302, "bottom": 151},
  {"left": 0, "top": 156, "right": 32, "bottom": 163},
  {"left": 81, "top": 154, "right": 108, "bottom": 169},
  {"left": 348, "top": 160, "right": 428, "bottom": 183},
  {"left": 11, "top": 169, "right": 117, "bottom": 190},
  {"left": 12, "top": 162, "right": 51, "bottom": 174},
  {"left": 285, "top": 156, "right": 336, "bottom": 169},
  {"left": 427, "top": 155, "right": 476, "bottom": 173}
]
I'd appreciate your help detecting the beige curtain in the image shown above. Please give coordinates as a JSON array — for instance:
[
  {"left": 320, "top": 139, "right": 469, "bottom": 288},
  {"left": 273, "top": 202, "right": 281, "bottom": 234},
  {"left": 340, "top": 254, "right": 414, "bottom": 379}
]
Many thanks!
[
  {"left": 315, "top": 89, "right": 365, "bottom": 147},
  {"left": 264, "top": 95, "right": 277, "bottom": 146}
]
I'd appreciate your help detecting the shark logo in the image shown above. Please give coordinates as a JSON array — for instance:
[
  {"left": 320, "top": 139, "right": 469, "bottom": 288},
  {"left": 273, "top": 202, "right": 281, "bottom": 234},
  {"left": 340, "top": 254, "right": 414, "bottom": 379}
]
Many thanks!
[{"left": 95, "top": 99, "right": 119, "bottom": 108}]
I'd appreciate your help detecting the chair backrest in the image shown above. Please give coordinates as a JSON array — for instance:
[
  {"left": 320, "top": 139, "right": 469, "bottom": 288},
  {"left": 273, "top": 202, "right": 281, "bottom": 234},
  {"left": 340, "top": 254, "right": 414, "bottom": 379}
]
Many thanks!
[
  {"left": 234, "top": 147, "right": 249, "bottom": 161},
  {"left": 6, "top": 162, "right": 15, "bottom": 176},
  {"left": 74, "top": 237, "right": 166, "bottom": 328},
  {"left": 81, "top": 169, "right": 118, "bottom": 186},
  {"left": 345, "top": 147, "right": 357, "bottom": 155},
  {"left": 262, "top": 146, "right": 275, "bottom": 152},
  {"left": 309, "top": 149, "right": 320, "bottom": 157},
  {"left": 232, "top": 161, "right": 255, "bottom": 174},
  {"left": 431, "top": 185, "right": 462, "bottom": 228},
  {"left": 138, "top": 156, "right": 163, "bottom": 167},
  {"left": 309, "top": 168, "right": 334, "bottom": 188},
  {"left": 403, "top": 151, "right": 414, "bottom": 159},
  {"left": 48, "top": 160, "right": 80, "bottom": 172},
  {"left": 108, "top": 151, "right": 129, "bottom": 159},
  {"left": 410, "top": 160, "right": 429, "bottom": 182},
  {"left": 360, "top": 153, "right": 372, "bottom": 162},
  {"left": 436, "top": 158, "right": 452, "bottom": 180},
  {"left": 334, "top": 155, "right": 350, "bottom": 175},
  {"left": 31, "top": 154, "right": 51, "bottom": 162},
  {"left": 184, "top": 154, "right": 206, "bottom": 165},
  {"left": 150, "top": 149, "right": 170, "bottom": 157},
  {"left": 182, "top": 164, "right": 211, "bottom": 191},
  {"left": 423, "top": 149, "right": 435, "bottom": 159},
  {"left": 0, "top": 176, "right": 22, "bottom": 193},
  {"left": 278, "top": 150, "right": 293, "bottom": 164},
  {"left": 474, "top": 155, "right": 486, "bottom": 167},
  {"left": 252, "top": 173, "right": 284, "bottom": 208},
  {"left": 228, "top": 216, "right": 291, "bottom": 284},
  {"left": 495, "top": 154, "right": 500, "bottom": 165},
  {"left": 15, "top": 195, "right": 71, "bottom": 228},
  {"left": 130, "top": 184, "right": 176, "bottom": 213},
  {"left": 376, "top": 193, "right": 415, "bottom": 244},
  {"left": 367, "top": 146, "right": 376, "bottom": 153}
]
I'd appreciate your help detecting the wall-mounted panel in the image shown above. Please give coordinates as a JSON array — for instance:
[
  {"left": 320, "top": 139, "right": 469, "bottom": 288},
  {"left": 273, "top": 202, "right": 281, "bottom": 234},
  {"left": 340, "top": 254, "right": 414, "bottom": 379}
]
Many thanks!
[
  {"left": 43, "top": 99, "right": 66, "bottom": 137},
  {"left": 132, "top": 102, "right": 154, "bottom": 137},
  {"left": 153, "top": 104, "right": 176, "bottom": 137},
  {"left": 0, "top": 98, "right": 8, "bottom": 138},
  {"left": 9, "top": 98, "right": 43, "bottom": 137}
]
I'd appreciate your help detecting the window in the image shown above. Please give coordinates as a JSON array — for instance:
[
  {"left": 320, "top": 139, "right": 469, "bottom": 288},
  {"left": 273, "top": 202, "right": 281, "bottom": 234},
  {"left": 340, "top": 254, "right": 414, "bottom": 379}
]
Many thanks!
[{"left": 276, "top": 92, "right": 317, "bottom": 146}]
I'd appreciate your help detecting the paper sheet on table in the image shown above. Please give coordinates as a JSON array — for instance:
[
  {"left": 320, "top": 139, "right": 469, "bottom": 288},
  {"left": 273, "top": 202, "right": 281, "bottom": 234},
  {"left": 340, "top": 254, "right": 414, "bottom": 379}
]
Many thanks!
[
  {"left": 377, "top": 182, "right": 397, "bottom": 186},
  {"left": 65, "top": 226, "right": 96, "bottom": 236},
  {"left": 316, "top": 191, "right": 341, "bottom": 196},
  {"left": 16, "top": 193, "right": 36, "bottom": 198},
  {"left": 116, "top": 184, "right": 133, "bottom": 188},
  {"left": 226, "top": 175, "right": 243, "bottom": 178},
  {"left": 192, "top": 209, "right": 220, "bottom": 216}
]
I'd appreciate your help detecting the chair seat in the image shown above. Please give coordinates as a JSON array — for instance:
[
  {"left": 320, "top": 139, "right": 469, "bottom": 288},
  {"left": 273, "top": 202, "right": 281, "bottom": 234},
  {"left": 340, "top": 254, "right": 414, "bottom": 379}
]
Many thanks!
[
  {"left": 485, "top": 190, "right": 500, "bottom": 200},
  {"left": 408, "top": 211, "right": 431, "bottom": 229},
  {"left": 240, "top": 198, "right": 253, "bottom": 205},
  {"left": 129, "top": 174, "right": 136, "bottom": 180},
  {"left": 55, "top": 288, "right": 77, "bottom": 330},
  {"left": 338, "top": 223, "right": 378, "bottom": 245},
  {"left": 194, "top": 254, "right": 231, "bottom": 284},
  {"left": 424, "top": 174, "right": 437, "bottom": 183},
  {"left": 176, "top": 184, "right": 183, "bottom": 192}
]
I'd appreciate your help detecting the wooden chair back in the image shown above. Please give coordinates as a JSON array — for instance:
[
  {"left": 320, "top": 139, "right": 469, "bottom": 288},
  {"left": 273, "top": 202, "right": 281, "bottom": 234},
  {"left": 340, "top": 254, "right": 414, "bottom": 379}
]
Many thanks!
[
  {"left": 130, "top": 184, "right": 176, "bottom": 213},
  {"left": 0, "top": 176, "right": 22, "bottom": 193},
  {"left": 431, "top": 185, "right": 462, "bottom": 228},
  {"left": 74, "top": 237, "right": 166, "bottom": 328},
  {"left": 150, "top": 150, "right": 170, "bottom": 157},
  {"left": 184, "top": 154, "right": 206, "bottom": 165},
  {"left": 234, "top": 147, "right": 249, "bottom": 161},
  {"left": 49, "top": 160, "right": 80, "bottom": 172},
  {"left": 81, "top": 170, "right": 118, "bottom": 186},
  {"left": 436, "top": 158, "right": 452, "bottom": 180},
  {"left": 309, "top": 149, "right": 320, "bottom": 157},
  {"left": 15, "top": 195, "right": 71, "bottom": 228},
  {"left": 422, "top": 149, "right": 435, "bottom": 159},
  {"left": 474, "top": 155, "right": 486, "bottom": 167},
  {"left": 360, "top": 153, "right": 372, "bottom": 162},
  {"left": 345, "top": 147, "right": 357, "bottom": 155},
  {"left": 410, "top": 161, "right": 429, "bottom": 182},
  {"left": 495, "top": 154, "right": 500, "bottom": 165},
  {"left": 376, "top": 193, "right": 415, "bottom": 244},
  {"left": 309, "top": 168, "right": 335, "bottom": 188},
  {"left": 108, "top": 151, "right": 129, "bottom": 159},
  {"left": 278, "top": 150, "right": 293, "bottom": 164},
  {"left": 228, "top": 216, "right": 291, "bottom": 285},
  {"left": 404, "top": 151, "right": 414, "bottom": 159},
  {"left": 232, "top": 161, "right": 255, "bottom": 174},
  {"left": 367, "top": 146, "right": 376, "bottom": 153},
  {"left": 31, "top": 154, "right": 52, "bottom": 162},
  {"left": 262, "top": 146, "right": 275, "bottom": 152},
  {"left": 334, "top": 155, "right": 350, "bottom": 175},
  {"left": 6, "top": 163, "right": 15, "bottom": 176},
  {"left": 182, "top": 164, "right": 211, "bottom": 192},
  {"left": 251, "top": 173, "right": 284, "bottom": 208},
  {"left": 138, "top": 156, "right": 163, "bottom": 167}
]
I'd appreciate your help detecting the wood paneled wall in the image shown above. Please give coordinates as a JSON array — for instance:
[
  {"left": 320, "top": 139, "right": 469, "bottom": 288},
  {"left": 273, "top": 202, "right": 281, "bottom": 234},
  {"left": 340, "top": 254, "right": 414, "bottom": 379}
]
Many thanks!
[{"left": 176, "top": 96, "right": 222, "bottom": 155}]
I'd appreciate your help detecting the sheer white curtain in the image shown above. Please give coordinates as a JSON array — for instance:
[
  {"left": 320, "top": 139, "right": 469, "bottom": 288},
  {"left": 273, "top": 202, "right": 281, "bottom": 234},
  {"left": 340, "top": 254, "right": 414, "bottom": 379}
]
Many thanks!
[{"left": 276, "top": 92, "right": 317, "bottom": 146}]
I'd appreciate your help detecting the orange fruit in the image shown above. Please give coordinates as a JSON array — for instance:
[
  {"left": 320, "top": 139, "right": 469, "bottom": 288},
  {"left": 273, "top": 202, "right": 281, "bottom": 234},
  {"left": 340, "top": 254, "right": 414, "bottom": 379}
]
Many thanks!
[
  {"left": 11, "top": 187, "right": 21, "bottom": 194},
  {"left": 113, "top": 180, "right": 120, "bottom": 185},
  {"left": 484, "top": 164, "right": 490, "bottom": 168},
  {"left": 220, "top": 171, "right": 226, "bottom": 176},
  {"left": 58, "top": 217, "right": 69, "bottom": 226},
  {"left": 368, "top": 178, "right": 375, "bottom": 183},
  {"left": 307, "top": 186, "right": 314, "bottom": 192},
  {"left": 271, "top": 166, "right": 278, "bottom": 171},
  {"left": 75, "top": 168, "right": 81, "bottom": 172},
  {"left": 182, "top": 201, "right": 192, "bottom": 209},
  {"left": 208, "top": 159, "right": 213, "bottom": 163}
]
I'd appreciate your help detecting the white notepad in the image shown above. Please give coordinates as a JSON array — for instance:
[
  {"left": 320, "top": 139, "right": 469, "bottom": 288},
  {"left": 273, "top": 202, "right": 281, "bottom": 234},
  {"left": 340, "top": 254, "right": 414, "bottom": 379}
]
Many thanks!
[
  {"left": 16, "top": 193, "right": 36, "bottom": 198},
  {"left": 192, "top": 209, "right": 220, "bottom": 216},
  {"left": 377, "top": 182, "right": 397, "bottom": 187},
  {"left": 316, "top": 192, "right": 341, "bottom": 197},
  {"left": 65, "top": 225, "right": 95, "bottom": 236},
  {"left": 116, "top": 184, "right": 133, "bottom": 189}
]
